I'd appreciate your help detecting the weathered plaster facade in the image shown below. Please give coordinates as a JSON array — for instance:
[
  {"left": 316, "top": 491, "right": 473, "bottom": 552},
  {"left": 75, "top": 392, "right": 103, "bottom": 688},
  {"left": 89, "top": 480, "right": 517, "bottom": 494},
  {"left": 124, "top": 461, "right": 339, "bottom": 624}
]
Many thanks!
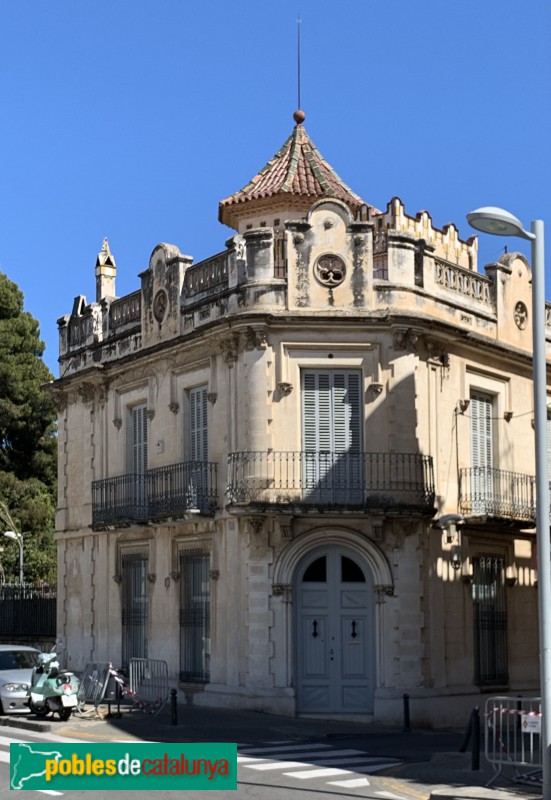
[{"left": 51, "top": 113, "right": 547, "bottom": 726}]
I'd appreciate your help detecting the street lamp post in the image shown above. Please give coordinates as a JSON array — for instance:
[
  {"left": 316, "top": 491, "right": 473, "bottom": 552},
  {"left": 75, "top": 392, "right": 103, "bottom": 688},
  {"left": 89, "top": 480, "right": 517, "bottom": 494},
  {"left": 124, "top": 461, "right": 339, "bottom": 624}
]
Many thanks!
[
  {"left": 3, "top": 530, "right": 24, "bottom": 587},
  {"left": 467, "top": 207, "right": 549, "bottom": 797}
]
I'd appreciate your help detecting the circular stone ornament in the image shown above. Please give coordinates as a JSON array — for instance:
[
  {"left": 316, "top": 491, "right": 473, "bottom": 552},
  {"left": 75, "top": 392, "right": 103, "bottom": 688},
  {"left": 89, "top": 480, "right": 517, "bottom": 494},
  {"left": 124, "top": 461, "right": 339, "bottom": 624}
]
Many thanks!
[
  {"left": 314, "top": 254, "right": 346, "bottom": 288},
  {"left": 514, "top": 301, "right": 528, "bottom": 330},
  {"left": 153, "top": 289, "right": 168, "bottom": 323}
]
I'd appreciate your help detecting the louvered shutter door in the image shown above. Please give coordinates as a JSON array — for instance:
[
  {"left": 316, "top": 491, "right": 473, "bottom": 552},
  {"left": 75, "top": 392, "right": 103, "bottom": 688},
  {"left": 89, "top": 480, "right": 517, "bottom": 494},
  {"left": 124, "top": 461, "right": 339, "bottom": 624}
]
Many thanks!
[
  {"left": 302, "top": 371, "right": 362, "bottom": 502},
  {"left": 132, "top": 405, "right": 148, "bottom": 474},
  {"left": 470, "top": 393, "right": 493, "bottom": 512},
  {"left": 547, "top": 416, "right": 551, "bottom": 479},
  {"left": 189, "top": 386, "right": 208, "bottom": 510},
  {"left": 131, "top": 405, "right": 148, "bottom": 517},
  {"left": 190, "top": 386, "right": 208, "bottom": 462}
]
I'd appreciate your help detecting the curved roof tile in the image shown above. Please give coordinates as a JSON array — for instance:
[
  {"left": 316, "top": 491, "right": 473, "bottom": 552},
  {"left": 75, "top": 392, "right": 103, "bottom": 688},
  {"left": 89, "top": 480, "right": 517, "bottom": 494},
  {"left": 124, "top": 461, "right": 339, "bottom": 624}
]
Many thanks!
[{"left": 219, "top": 118, "right": 367, "bottom": 228}]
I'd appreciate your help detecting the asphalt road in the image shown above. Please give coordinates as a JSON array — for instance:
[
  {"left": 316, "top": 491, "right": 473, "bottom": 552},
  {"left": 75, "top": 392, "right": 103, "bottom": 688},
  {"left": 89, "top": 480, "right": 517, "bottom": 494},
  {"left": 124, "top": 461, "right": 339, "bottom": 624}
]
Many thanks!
[{"left": 1, "top": 722, "right": 429, "bottom": 800}]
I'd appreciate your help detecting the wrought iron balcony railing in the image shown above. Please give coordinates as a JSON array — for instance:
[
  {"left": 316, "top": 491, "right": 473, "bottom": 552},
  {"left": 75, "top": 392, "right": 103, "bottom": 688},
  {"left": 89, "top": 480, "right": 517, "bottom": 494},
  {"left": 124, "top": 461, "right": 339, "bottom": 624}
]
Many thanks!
[
  {"left": 92, "top": 461, "right": 218, "bottom": 528},
  {"left": 459, "top": 467, "right": 536, "bottom": 523},
  {"left": 227, "top": 451, "right": 435, "bottom": 512}
]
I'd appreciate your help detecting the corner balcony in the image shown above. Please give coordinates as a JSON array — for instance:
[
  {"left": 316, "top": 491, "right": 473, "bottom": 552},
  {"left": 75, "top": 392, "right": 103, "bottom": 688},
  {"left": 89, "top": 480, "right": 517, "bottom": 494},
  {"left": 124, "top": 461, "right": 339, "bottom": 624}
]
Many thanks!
[
  {"left": 92, "top": 461, "right": 218, "bottom": 529},
  {"left": 226, "top": 451, "right": 435, "bottom": 514},
  {"left": 458, "top": 467, "right": 536, "bottom": 524}
]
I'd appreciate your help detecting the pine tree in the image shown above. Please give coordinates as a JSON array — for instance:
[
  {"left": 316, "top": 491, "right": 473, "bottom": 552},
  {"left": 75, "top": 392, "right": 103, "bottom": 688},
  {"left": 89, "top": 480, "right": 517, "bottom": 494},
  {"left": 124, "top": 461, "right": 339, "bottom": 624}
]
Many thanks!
[{"left": 0, "top": 272, "right": 57, "bottom": 585}]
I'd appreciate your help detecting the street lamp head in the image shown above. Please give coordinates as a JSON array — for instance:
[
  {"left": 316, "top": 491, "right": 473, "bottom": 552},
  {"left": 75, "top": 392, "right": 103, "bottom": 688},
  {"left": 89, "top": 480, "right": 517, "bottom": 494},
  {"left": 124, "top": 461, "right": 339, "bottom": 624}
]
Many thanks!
[
  {"left": 467, "top": 206, "right": 534, "bottom": 241},
  {"left": 3, "top": 531, "right": 18, "bottom": 542}
]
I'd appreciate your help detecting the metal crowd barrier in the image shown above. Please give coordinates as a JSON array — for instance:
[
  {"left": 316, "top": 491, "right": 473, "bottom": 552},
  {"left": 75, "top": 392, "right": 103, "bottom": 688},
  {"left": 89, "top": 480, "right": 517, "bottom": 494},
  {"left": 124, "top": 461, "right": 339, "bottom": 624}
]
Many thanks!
[
  {"left": 128, "top": 658, "right": 169, "bottom": 716},
  {"left": 76, "top": 662, "right": 112, "bottom": 713},
  {"left": 484, "top": 696, "right": 542, "bottom": 787}
]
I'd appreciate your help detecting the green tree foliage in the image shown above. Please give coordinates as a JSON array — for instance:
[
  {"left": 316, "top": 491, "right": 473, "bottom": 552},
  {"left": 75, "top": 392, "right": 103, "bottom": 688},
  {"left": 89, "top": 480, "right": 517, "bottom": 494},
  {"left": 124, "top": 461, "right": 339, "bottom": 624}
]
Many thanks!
[{"left": 0, "top": 272, "right": 57, "bottom": 585}]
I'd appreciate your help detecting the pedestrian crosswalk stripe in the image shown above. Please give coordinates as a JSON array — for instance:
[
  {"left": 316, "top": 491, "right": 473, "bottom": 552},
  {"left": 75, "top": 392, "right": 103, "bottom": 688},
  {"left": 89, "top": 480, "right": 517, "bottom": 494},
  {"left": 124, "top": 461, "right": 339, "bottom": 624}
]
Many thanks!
[
  {"left": 245, "top": 760, "right": 309, "bottom": 770},
  {"left": 285, "top": 766, "right": 352, "bottom": 779},
  {"left": 0, "top": 751, "right": 9, "bottom": 763},
  {"left": 239, "top": 742, "right": 332, "bottom": 754},
  {"left": 330, "top": 777, "right": 371, "bottom": 788}
]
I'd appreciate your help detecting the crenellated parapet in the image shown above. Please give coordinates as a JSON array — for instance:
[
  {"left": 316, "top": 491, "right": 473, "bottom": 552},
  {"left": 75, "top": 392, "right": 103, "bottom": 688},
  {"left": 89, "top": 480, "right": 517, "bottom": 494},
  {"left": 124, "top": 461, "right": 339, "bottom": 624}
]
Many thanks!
[{"left": 57, "top": 200, "right": 549, "bottom": 378}]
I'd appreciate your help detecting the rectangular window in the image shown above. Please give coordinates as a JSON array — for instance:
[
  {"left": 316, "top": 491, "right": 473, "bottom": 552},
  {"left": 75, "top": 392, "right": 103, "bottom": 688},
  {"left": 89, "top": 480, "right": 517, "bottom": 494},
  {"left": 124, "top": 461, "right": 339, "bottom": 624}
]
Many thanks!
[
  {"left": 179, "top": 550, "right": 210, "bottom": 683},
  {"left": 470, "top": 392, "right": 494, "bottom": 514},
  {"left": 472, "top": 555, "right": 508, "bottom": 686},
  {"left": 121, "top": 553, "right": 148, "bottom": 668},
  {"left": 302, "top": 370, "right": 362, "bottom": 503}
]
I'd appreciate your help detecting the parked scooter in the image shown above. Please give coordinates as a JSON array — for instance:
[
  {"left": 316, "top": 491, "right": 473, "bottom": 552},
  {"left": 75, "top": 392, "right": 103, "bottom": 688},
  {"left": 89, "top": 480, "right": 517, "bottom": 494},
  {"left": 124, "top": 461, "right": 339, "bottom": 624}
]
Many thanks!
[{"left": 26, "top": 652, "right": 80, "bottom": 721}]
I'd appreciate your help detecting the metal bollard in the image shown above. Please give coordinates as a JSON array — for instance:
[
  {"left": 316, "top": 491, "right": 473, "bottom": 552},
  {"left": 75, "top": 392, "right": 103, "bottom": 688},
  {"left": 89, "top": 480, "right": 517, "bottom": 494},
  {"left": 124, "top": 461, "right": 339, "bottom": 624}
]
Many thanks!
[
  {"left": 403, "top": 693, "right": 411, "bottom": 733},
  {"left": 170, "top": 688, "right": 178, "bottom": 726},
  {"left": 471, "top": 706, "right": 480, "bottom": 771}
]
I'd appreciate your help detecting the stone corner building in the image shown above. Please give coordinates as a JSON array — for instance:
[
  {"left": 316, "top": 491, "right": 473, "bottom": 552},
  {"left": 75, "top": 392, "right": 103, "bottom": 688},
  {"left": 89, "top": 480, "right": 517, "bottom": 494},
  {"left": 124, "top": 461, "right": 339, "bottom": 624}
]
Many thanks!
[{"left": 51, "top": 111, "right": 543, "bottom": 726}]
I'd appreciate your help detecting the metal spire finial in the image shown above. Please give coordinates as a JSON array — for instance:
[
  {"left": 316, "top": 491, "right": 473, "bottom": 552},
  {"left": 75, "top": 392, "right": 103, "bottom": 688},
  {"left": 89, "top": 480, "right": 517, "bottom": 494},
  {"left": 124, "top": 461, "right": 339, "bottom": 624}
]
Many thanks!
[{"left": 294, "top": 14, "right": 306, "bottom": 125}]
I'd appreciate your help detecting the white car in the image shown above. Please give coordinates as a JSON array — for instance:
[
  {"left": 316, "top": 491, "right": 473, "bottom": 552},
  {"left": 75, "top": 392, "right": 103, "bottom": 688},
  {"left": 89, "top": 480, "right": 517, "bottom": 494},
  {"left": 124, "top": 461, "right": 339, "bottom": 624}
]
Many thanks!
[{"left": 0, "top": 645, "right": 40, "bottom": 714}]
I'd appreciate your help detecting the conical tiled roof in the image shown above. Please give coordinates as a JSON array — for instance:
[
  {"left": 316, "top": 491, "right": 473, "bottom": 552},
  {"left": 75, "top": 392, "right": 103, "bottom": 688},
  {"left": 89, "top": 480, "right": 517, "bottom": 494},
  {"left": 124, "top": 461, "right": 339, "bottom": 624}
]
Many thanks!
[{"left": 219, "top": 112, "right": 367, "bottom": 229}]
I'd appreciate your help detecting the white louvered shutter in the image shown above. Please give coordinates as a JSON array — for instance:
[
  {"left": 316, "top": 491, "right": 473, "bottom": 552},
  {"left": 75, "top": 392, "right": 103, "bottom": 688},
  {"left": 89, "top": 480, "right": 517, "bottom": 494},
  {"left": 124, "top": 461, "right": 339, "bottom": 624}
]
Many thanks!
[
  {"left": 302, "top": 371, "right": 362, "bottom": 501},
  {"left": 131, "top": 404, "right": 148, "bottom": 516},
  {"left": 470, "top": 392, "right": 493, "bottom": 511},
  {"left": 190, "top": 386, "right": 208, "bottom": 462},
  {"left": 132, "top": 405, "right": 148, "bottom": 475}
]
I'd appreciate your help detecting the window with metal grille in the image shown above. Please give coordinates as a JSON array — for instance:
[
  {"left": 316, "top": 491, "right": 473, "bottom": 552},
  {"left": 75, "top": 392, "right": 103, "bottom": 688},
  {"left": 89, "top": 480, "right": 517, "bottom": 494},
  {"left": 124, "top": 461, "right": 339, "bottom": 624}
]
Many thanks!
[
  {"left": 179, "top": 550, "right": 210, "bottom": 683},
  {"left": 121, "top": 553, "right": 148, "bottom": 668},
  {"left": 472, "top": 555, "right": 508, "bottom": 686}
]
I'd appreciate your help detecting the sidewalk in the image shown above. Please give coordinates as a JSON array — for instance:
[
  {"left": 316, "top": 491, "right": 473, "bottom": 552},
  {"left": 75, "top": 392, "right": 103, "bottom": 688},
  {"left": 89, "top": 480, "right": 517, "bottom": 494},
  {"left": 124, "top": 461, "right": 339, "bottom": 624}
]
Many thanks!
[{"left": 2, "top": 701, "right": 542, "bottom": 800}]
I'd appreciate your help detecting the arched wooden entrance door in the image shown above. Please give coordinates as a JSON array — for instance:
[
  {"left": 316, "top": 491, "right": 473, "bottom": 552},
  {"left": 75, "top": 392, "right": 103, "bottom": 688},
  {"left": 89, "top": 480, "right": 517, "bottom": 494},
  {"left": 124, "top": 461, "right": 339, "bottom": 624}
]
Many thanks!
[{"left": 295, "top": 546, "right": 375, "bottom": 713}]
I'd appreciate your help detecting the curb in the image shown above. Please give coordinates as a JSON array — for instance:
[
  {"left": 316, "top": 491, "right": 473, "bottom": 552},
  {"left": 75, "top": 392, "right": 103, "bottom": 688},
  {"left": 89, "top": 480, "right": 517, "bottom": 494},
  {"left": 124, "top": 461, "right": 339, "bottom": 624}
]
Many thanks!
[{"left": 0, "top": 716, "right": 52, "bottom": 734}]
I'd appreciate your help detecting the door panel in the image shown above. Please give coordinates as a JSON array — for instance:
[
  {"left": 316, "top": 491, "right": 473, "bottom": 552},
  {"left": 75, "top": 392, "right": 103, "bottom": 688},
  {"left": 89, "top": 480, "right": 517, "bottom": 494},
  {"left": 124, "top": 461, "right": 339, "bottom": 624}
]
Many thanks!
[
  {"left": 296, "top": 547, "right": 374, "bottom": 713},
  {"left": 302, "top": 616, "right": 328, "bottom": 677}
]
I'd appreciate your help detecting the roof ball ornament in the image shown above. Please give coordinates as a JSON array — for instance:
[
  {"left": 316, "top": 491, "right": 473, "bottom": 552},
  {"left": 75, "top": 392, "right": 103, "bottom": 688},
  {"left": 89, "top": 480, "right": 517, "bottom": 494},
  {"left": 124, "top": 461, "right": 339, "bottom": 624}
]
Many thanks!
[{"left": 293, "top": 109, "right": 306, "bottom": 125}]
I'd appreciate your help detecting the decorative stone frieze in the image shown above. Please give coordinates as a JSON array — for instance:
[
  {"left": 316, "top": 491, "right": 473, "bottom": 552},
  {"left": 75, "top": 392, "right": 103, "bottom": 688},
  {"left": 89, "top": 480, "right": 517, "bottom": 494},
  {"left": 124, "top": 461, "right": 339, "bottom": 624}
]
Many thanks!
[
  {"left": 277, "top": 382, "right": 293, "bottom": 396},
  {"left": 367, "top": 382, "right": 383, "bottom": 398},
  {"left": 373, "top": 232, "right": 387, "bottom": 255},
  {"left": 50, "top": 387, "right": 68, "bottom": 412},
  {"left": 374, "top": 585, "right": 394, "bottom": 603},
  {"left": 77, "top": 383, "right": 95, "bottom": 404},
  {"left": 220, "top": 334, "right": 240, "bottom": 363},
  {"left": 244, "top": 327, "right": 269, "bottom": 350},
  {"left": 272, "top": 584, "right": 292, "bottom": 603},
  {"left": 392, "top": 327, "right": 425, "bottom": 352},
  {"left": 424, "top": 338, "right": 449, "bottom": 369},
  {"left": 247, "top": 519, "right": 264, "bottom": 535}
]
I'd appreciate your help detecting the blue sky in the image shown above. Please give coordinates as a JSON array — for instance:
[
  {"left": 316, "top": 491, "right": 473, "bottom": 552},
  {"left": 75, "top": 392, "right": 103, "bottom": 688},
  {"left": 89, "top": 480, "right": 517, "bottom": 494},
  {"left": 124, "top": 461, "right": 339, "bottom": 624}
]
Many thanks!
[{"left": 1, "top": 1, "right": 550, "bottom": 374}]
